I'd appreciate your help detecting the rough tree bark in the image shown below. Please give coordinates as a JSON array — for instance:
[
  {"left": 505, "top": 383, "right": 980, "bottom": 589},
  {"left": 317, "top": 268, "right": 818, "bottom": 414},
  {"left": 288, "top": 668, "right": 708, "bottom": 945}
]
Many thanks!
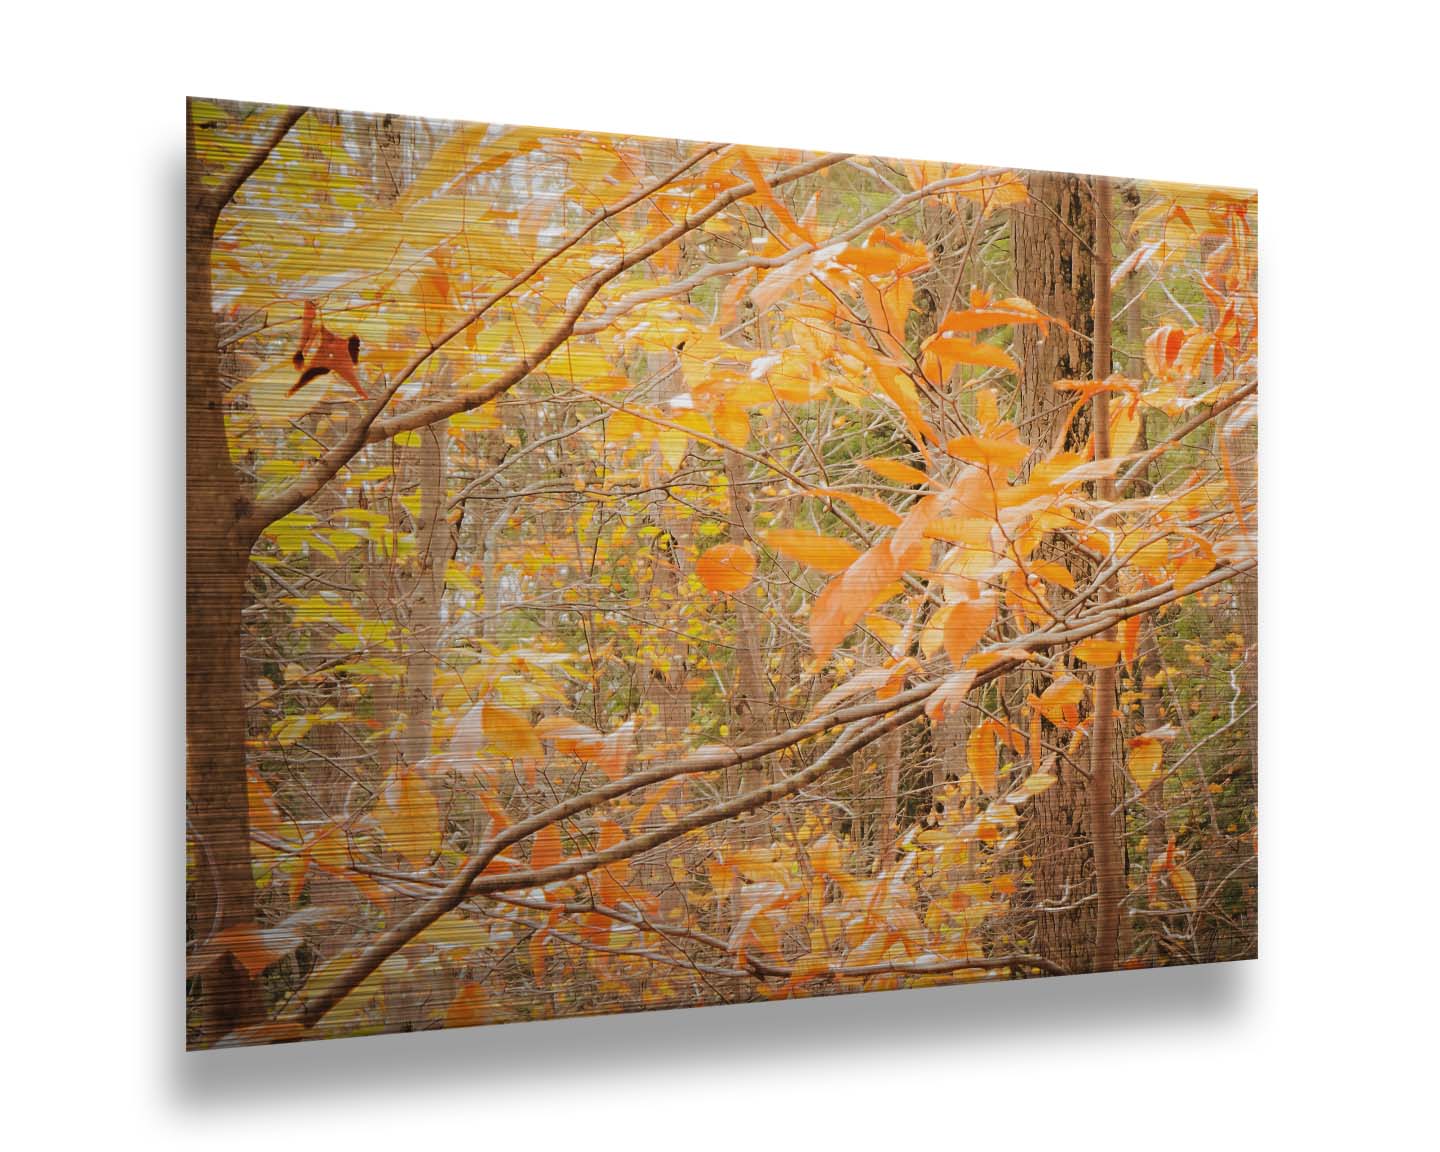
[
  {"left": 401, "top": 423, "right": 451, "bottom": 770},
  {"left": 1086, "top": 174, "right": 1125, "bottom": 973},
  {"left": 185, "top": 107, "right": 265, "bottom": 1043},
  {"left": 1011, "top": 170, "right": 1099, "bottom": 972}
]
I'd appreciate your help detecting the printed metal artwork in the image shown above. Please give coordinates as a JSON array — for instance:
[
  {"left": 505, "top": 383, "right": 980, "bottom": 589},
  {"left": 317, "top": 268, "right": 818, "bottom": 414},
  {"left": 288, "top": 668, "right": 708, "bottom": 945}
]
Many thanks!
[{"left": 186, "top": 99, "right": 1258, "bottom": 1048}]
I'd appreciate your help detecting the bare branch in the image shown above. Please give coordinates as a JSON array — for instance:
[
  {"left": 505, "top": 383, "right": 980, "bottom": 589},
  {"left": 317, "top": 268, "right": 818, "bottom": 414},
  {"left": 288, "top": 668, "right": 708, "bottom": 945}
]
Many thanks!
[
  {"left": 246, "top": 149, "right": 851, "bottom": 534},
  {"left": 195, "top": 103, "right": 307, "bottom": 234},
  {"left": 1118, "top": 378, "right": 1259, "bottom": 488},
  {"left": 275, "top": 556, "right": 1253, "bottom": 1033}
]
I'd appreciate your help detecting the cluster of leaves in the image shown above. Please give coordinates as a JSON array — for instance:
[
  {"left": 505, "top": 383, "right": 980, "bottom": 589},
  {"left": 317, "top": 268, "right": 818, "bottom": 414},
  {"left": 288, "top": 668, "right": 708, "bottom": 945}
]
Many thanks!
[{"left": 187, "top": 101, "right": 1257, "bottom": 1042}]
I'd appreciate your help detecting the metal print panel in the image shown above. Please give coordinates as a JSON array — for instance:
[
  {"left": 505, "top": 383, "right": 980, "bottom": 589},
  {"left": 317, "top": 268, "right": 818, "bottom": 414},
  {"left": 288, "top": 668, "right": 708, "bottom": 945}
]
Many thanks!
[{"left": 185, "top": 98, "right": 1258, "bottom": 1048}]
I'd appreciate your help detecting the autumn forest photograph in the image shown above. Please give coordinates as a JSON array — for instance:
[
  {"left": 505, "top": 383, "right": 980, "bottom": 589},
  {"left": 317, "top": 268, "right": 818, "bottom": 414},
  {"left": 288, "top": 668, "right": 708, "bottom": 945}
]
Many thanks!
[{"left": 184, "top": 97, "right": 1258, "bottom": 1049}]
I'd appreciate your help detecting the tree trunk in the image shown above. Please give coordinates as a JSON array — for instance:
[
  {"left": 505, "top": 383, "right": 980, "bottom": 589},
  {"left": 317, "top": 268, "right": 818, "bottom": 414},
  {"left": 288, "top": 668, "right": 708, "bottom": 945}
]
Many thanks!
[
  {"left": 185, "top": 118, "right": 263, "bottom": 1043},
  {"left": 1013, "top": 170, "right": 1095, "bottom": 456},
  {"left": 1011, "top": 169, "right": 1099, "bottom": 972},
  {"left": 402, "top": 422, "right": 451, "bottom": 769},
  {"left": 1086, "top": 174, "right": 1125, "bottom": 973},
  {"left": 875, "top": 729, "right": 903, "bottom": 872}
]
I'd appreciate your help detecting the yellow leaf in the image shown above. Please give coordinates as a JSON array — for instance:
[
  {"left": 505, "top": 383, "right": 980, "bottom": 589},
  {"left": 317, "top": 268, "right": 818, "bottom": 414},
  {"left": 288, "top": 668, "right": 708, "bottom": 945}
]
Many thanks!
[
  {"left": 657, "top": 425, "right": 689, "bottom": 470},
  {"left": 378, "top": 767, "right": 442, "bottom": 866},
  {"left": 1174, "top": 553, "right": 1217, "bottom": 591},
  {"left": 1016, "top": 773, "right": 1057, "bottom": 800},
  {"left": 967, "top": 726, "right": 998, "bottom": 793},
  {"left": 946, "top": 435, "right": 1031, "bottom": 473},
  {"left": 696, "top": 543, "right": 757, "bottom": 593},
  {"left": 1127, "top": 736, "right": 1163, "bottom": 790},
  {"left": 1130, "top": 537, "right": 1170, "bottom": 573},
  {"left": 864, "top": 614, "right": 903, "bottom": 648},
  {"left": 1074, "top": 638, "right": 1122, "bottom": 667},
  {"left": 1170, "top": 865, "right": 1197, "bottom": 908},
  {"left": 1110, "top": 403, "right": 1143, "bottom": 457}
]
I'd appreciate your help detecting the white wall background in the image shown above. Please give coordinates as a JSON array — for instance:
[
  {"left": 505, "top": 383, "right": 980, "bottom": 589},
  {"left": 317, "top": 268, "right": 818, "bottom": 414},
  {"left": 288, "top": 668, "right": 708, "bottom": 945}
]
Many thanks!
[{"left": 5, "top": 2, "right": 1435, "bottom": 1146}]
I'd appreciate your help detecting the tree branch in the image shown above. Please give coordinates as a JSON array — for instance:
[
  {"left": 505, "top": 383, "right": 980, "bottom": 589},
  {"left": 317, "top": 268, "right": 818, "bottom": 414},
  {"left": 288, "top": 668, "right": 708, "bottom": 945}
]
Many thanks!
[
  {"left": 273, "top": 555, "right": 1253, "bottom": 1034},
  {"left": 195, "top": 103, "right": 308, "bottom": 235},
  {"left": 288, "top": 701, "right": 915, "bottom": 1029},
  {"left": 244, "top": 150, "right": 851, "bottom": 535},
  {"left": 574, "top": 167, "right": 1008, "bottom": 333},
  {"left": 1118, "top": 378, "right": 1259, "bottom": 488}
]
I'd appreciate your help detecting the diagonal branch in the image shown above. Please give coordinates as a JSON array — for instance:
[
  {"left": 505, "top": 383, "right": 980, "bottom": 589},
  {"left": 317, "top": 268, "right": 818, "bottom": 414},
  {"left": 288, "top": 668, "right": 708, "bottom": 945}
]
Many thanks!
[
  {"left": 575, "top": 167, "right": 1008, "bottom": 333},
  {"left": 1118, "top": 378, "right": 1258, "bottom": 488},
  {"left": 195, "top": 103, "right": 308, "bottom": 235},
  {"left": 277, "top": 556, "right": 1253, "bottom": 1033},
  {"left": 289, "top": 699, "right": 916, "bottom": 1029},
  {"left": 244, "top": 151, "right": 851, "bottom": 536}
]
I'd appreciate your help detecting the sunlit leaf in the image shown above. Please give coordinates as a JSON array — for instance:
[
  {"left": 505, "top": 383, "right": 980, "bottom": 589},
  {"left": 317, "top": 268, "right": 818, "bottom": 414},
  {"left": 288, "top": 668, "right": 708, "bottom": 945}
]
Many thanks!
[
  {"left": 1127, "top": 736, "right": 1164, "bottom": 790},
  {"left": 764, "top": 529, "right": 860, "bottom": 573},
  {"left": 1073, "top": 638, "right": 1122, "bottom": 667},
  {"left": 482, "top": 702, "right": 543, "bottom": 759},
  {"left": 378, "top": 767, "right": 443, "bottom": 866},
  {"left": 861, "top": 458, "right": 931, "bottom": 486},
  {"left": 1170, "top": 865, "right": 1197, "bottom": 908},
  {"left": 943, "top": 594, "right": 996, "bottom": 666},
  {"left": 946, "top": 435, "right": 1031, "bottom": 472},
  {"left": 967, "top": 726, "right": 998, "bottom": 793}
]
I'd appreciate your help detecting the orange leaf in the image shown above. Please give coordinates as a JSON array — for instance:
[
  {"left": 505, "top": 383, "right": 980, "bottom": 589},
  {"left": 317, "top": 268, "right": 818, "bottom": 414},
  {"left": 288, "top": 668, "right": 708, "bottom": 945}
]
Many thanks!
[
  {"left": 593, "top": 719, "right": 636, "bottom": 780},
  {"left": 935, "top": 297, "right": 1048, "bottom": 335},
  {"left": 764, "top": 529, "right": 860, "bottom": 573},
  {"left": 735, "top": 149, "right": 811, "bottom": 245},
  {"left": 838, "top": 244, "right": 904, "bottom": 277},
  {"left": 531, "top": 825, "right": 564, "bottom": 871},
  {"left": 1121, "top": 615, "right": 1143, "bottom": 665},
  {"left": 943, "top": 594, "right": 996, "bottom": 665},
  {"left": 946, "top": 435, "right": 1031, "bottom": 473},
  {"left": 378, "top": 767, "right": 442, "bottom": 866},
  {"left": 923, "top": 335, "right": 1019, "bottom": 373},
  {"left": 924, "top": 669, "right": 977, "bottom": 723},
  {"left": 696, "top": 543, "right": 757, "bottom": 593},
  {"left": 1173, "top": 553, "right": 1217, "bottom": 591},
  {"left": 1027, "top": 560, "right": 1076, "bottom": 590},
  {"left": 808, "top": 546, "right": 904, "bottom": 663},
  {"left": 861, "top": 458, "right": 931, "bottom": 486},
  {"left": 1146, "top": 325, "right": 1186, "bottom": 376},
  {"left": 812, "top": 487, "right": 902, "bottom": 528},
  {"left": 483, "top": 702, "right": 542, "bottom": 759},
  {"left": 446, "top": 984, "right": 491, "bottom": 1029},
  {"left": 1073, "top": 638, "right": 1122, "bottom": 667},
  {"left": 535, "top": 716, "right": 604, "bottom": 758},
  {"left": 207, "top": 924, "right": 295, "bottom": 977},
  {"left": 1037, "top": 676, "right": 1085, "bottom": 727}
]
